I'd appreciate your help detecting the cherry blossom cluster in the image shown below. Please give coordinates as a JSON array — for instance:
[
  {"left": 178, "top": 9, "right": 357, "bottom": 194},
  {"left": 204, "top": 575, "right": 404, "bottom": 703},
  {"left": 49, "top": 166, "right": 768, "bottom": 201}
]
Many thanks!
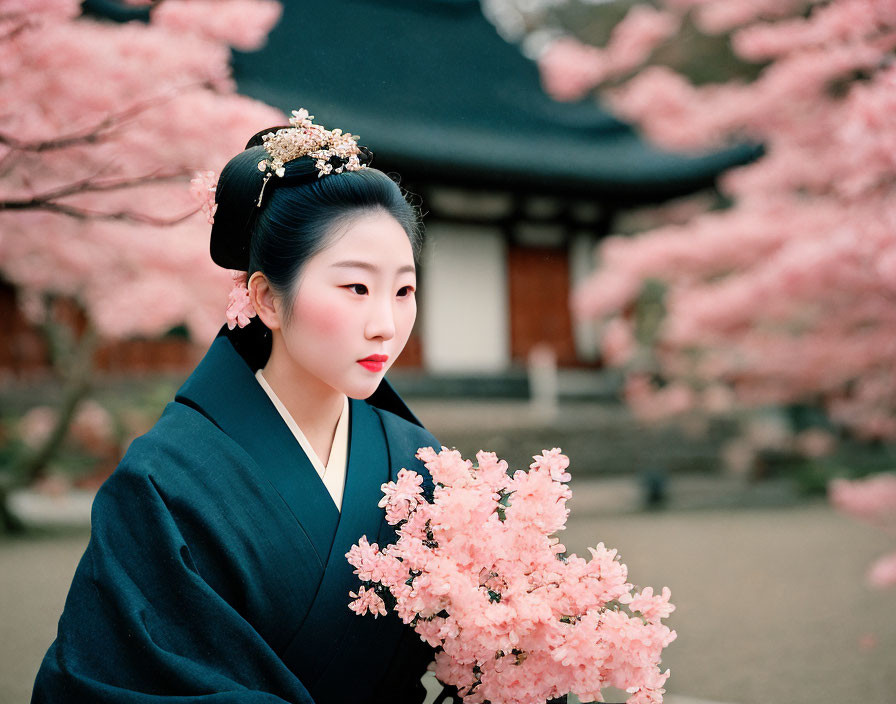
[
  {"left": 1, "top": 0, "right": 284, "bottom": 343},
  {"left": 189, "top": 170, "right": 218, "bottom": 225},
  {"left": 224, "top": 271, "right": 256, "bottom": 330},
  {"left": 829, "top": 474, "right": 896, "bottom": 589},
  {"left": 538, "top": 6, "right": 680, "bottom": 101},
  {"left": 529, "top": 0, "right": 896, "bottom": 441},
  {"left": 347, "top": 447, "right": 676, "bottom": 704}
]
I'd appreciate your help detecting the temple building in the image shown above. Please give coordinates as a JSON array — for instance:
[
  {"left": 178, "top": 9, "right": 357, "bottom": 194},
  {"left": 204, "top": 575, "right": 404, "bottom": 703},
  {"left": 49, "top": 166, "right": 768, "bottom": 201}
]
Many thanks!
[
  {"left": 228, "top": 0, "right": 754, "bottom": 373},
  {"left": 15, "top": 0, "right": 753, "bottom": 380}
]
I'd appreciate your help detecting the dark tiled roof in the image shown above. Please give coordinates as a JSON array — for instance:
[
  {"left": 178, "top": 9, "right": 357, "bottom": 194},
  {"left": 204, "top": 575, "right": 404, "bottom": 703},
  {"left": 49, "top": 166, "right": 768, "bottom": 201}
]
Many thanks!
[{"left": 88, "top": 0, "right": 759, "bottom": 204}]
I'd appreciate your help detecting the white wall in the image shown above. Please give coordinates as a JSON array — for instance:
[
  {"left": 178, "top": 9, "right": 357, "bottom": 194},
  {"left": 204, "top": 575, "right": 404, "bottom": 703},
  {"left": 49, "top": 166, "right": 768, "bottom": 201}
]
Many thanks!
[
  {"left": 421, "top": 224, "right": 509, "bottom": 372},
  {"left": 569, "top": 232, "right": 600, "bottom": 363}
]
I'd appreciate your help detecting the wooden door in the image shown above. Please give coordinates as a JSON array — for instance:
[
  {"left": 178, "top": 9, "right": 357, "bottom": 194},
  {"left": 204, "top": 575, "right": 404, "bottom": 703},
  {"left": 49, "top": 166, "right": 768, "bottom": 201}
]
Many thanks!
[{"left": 507, "top": 245, "right": 578, "bottom": 366}]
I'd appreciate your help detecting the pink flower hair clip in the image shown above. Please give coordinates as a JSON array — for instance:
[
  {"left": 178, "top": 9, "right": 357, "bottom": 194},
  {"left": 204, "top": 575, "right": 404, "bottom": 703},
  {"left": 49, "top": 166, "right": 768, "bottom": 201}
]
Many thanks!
[
  {"left": 190, "top": 170, "right": 218, "bottom": 224},
  {"left": 225, "top": 271, "right": 257, "bottom": 329}
]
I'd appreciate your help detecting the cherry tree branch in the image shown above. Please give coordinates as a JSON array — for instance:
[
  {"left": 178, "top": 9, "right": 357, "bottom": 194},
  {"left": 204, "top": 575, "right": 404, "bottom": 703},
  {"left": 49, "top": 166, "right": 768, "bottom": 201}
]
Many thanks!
[
  {"left": 0, "top": 82, "right": 212, "bottom": 154},
  {"left": 0, "top": 15, "right": 33, "bottom": 42},
  {"left": 4, "top": 167, "right": 190, "bottom": 200},
  {"left": 3, "top": 200, "right": 200, "bottom": 226},
  {"left": 0, "top": 169, "right": 201, "bottom": 225}
]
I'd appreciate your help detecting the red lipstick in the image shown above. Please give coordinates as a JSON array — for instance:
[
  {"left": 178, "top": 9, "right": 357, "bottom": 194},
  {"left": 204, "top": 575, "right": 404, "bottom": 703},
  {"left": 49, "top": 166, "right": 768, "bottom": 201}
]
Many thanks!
[{"left": 358, "top": 354, "right": 388, "bottom": 372}]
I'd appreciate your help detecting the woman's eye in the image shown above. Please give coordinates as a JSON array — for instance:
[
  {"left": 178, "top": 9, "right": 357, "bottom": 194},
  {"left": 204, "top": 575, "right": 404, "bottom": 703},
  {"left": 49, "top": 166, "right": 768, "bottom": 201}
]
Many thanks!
[
  {"left": 345, "top": 283, "right": 368, "bottom": 295},
  {"left": 397, "top": 286, "right": 415, "bottom": 297}
]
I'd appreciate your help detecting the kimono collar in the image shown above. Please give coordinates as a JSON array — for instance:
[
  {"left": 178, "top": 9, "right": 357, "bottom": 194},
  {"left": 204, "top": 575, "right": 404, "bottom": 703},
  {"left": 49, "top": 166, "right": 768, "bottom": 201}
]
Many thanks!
[
  {"left": 175, "top": 334, "right": 341, "bottom": 564},
  {"left": 175, "top": 326, "right": 423, "bottom": 436}
]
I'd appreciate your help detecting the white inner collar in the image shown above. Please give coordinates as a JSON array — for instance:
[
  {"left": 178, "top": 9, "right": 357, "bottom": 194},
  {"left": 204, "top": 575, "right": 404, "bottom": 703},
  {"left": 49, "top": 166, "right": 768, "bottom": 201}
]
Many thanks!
[{"left": 254, "top": 369, "right": 349, "bottom": 511}]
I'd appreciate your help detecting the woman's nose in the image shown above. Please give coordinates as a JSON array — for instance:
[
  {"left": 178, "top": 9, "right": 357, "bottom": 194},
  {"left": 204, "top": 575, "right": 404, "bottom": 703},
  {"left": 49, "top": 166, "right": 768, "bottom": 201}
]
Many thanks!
[{"left": 365, "top": 297, "right": 396, "bottom": 341}]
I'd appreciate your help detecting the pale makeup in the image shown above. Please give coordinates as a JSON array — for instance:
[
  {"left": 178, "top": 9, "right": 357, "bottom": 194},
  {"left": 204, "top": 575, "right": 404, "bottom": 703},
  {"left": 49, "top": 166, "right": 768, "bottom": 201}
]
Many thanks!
[{"left": 249, "top": 209, "right": 417, "bottom": 460}]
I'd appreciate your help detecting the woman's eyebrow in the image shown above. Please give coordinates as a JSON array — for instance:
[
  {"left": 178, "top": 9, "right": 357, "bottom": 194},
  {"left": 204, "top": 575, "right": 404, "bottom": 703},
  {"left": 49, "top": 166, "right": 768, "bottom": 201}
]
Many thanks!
[{"left": 331, "top": 260, "right": 416, "bottom": 275}]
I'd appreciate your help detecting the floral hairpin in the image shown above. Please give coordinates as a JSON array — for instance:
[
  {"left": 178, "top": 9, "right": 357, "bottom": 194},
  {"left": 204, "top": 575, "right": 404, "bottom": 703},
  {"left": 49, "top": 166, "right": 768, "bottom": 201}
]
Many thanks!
[
  {"left": 255, "top": 108, "right": 367, "bottom": 206},
  {"left": 225, "top": 271, "right": 257, "bottom": 329}
]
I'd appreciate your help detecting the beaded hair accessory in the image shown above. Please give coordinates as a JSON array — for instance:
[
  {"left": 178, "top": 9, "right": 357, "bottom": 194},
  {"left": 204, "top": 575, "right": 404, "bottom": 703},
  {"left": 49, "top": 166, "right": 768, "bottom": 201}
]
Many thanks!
[{"left": 255, "top": 108, "right": 368, "bottom": 207}]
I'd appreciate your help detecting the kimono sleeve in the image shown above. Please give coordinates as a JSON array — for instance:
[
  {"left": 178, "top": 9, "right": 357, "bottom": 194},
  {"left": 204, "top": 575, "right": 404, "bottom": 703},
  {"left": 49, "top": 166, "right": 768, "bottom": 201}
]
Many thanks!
[{"left": 32, "top": 462, "right": 316, "bottom": 704}]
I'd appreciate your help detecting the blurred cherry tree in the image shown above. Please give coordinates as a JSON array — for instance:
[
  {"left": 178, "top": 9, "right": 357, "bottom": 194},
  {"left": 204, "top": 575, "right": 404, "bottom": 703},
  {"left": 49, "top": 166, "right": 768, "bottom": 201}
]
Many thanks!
[
  {"left": 0, "top": 0, "right": 284, "bottom": 528},
  {"left": 830, "top": 473, "right": 896, "bottom": 589},
  {"left": 494, "top": 0, "right": 896, "bottom": 444}
]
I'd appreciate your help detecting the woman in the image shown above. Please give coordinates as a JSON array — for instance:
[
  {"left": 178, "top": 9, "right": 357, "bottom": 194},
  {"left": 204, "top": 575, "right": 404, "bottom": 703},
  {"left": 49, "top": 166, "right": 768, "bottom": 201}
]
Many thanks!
[{"left": 32, "top": 111, "right": 440, "bottom": 703}]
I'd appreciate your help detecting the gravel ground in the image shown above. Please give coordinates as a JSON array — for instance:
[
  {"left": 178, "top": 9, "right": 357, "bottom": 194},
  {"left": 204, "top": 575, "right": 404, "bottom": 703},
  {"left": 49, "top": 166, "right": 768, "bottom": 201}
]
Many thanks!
[
  {"left": 1, "top": 529, "right": 89, "bottom": 704},
  {"left": 561, "top": 494, "right": 896, "bottom": 704},
  {"left": 2, "top": 487, "right": 894, "bottom": 704}
]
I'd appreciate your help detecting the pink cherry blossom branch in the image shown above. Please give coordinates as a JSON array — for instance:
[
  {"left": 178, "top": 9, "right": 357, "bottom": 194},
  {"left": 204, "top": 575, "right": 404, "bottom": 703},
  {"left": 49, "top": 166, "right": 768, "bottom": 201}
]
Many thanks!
[
  {"left": 0, "top": 16, "right": 33, "bottom": 42},
  {"left": 1, "top": 168, "right": 201, "bottom": 224},
  {"left": 3, "top": 167, "right": 192, "bottom": 199},
  {"left": 2, "top": 200, "right": 200, "bottom": 226},
  {"left": 348, "top": 447, "right": 675, "bottom": 704},
  {"left": 0, "top": 83, "right": 213, "bottom": 155}
]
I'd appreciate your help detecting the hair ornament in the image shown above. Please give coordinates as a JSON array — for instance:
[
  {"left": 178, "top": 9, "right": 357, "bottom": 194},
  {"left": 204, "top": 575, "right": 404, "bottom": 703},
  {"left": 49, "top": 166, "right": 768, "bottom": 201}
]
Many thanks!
[
  {"left": 225, "top": 270, "right": 257, "bottom": 329},
  {"left": 190, "top": 170, "right": 218, "bottom": 224},
  {"left": 255, "top": 108, "right": 368, "bottom": 207}
]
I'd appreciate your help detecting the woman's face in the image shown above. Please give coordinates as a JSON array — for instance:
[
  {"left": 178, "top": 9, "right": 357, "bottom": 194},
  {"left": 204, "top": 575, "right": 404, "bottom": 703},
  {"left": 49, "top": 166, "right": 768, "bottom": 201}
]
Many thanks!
[{"left": 277, "top": 210, "right": 417, "bottom": 399}]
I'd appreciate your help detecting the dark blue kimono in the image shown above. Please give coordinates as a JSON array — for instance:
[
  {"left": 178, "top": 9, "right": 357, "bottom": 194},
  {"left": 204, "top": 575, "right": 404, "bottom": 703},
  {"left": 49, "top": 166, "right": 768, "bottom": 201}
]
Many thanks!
[{"left": 32, "top": 328, "right": 439, "bottom": 703}]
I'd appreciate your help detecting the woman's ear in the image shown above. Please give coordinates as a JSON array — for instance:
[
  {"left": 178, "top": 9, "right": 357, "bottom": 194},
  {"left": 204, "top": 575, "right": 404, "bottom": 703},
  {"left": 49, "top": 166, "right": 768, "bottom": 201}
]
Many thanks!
[{"left": 248, "top": 272, "right": 282, "bottom": 330}]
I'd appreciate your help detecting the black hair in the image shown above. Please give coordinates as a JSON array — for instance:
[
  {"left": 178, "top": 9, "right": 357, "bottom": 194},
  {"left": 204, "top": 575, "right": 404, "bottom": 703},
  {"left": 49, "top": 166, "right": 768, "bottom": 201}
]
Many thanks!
[
  {"left": 210, "top": 144, "right": 423, "bottom": 322},
  {"left": 248, "top": 157, "right": 423, "bottom": 320}
]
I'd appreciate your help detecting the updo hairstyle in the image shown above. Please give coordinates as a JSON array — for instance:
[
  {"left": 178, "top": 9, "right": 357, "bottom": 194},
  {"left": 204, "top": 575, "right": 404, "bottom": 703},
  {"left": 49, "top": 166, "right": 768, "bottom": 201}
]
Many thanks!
[{"left": 210, "top": 135, "right": 423, "bottom": 323}]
